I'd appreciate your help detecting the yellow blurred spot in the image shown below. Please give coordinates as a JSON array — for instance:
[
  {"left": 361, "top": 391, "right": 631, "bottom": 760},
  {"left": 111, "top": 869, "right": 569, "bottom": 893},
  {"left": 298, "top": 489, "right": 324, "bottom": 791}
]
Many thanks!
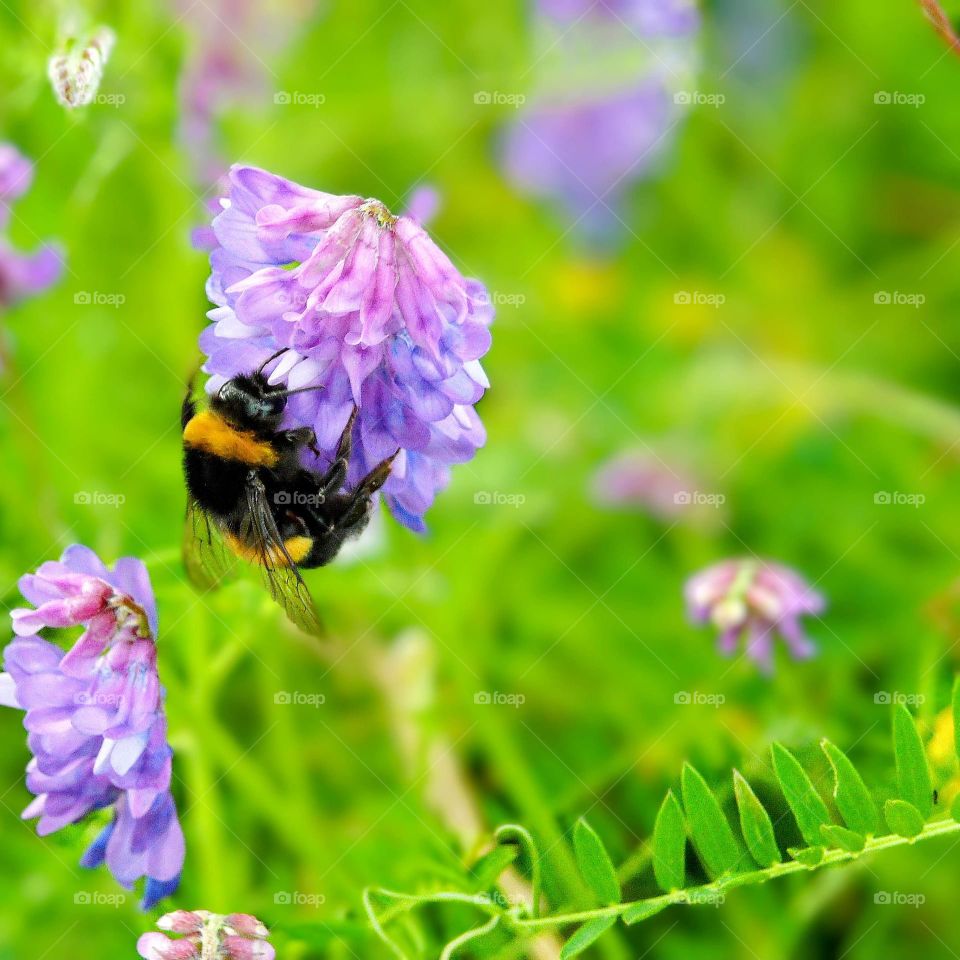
[{"left": 547, "top": 259, "right": 624, "bottom": 317}]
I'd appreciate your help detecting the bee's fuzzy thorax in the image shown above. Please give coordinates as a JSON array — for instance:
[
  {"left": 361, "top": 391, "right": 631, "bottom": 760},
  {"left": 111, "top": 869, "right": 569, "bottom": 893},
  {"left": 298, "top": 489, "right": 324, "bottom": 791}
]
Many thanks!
[{"left": 182, "top": 410, "right": 279, "bottom": 467}]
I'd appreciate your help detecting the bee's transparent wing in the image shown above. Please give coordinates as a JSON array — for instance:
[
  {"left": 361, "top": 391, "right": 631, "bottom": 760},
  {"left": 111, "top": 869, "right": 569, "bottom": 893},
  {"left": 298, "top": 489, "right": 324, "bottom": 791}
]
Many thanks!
[
  {"left": 183, "top": 498, "right": 236, "bottom": 590},
  {"left": 242, "top": 477, "right": 324, "bottom": 636}
]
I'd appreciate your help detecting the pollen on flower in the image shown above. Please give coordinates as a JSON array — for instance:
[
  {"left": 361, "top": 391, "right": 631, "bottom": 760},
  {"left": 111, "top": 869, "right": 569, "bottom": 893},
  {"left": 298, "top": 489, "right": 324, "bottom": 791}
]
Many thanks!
[{"left": 361, "top": 198, "right": 399, "bottom": 228}]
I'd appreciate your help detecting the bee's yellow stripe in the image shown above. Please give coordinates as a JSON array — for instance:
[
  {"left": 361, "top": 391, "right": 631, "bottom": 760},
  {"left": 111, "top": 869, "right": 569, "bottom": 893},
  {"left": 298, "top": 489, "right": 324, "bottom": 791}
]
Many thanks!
[
  {"left": 183, "top": 410, "right": 278, "bottom": 468},
  {"left": 224, "top": 533, "right": 313, "bottom": 567}
]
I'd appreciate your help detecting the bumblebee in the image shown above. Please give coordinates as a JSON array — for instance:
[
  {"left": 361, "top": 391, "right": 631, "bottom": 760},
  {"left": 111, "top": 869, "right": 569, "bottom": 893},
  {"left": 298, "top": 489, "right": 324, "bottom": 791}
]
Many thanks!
[{"left": 181, "top": 349, "right": 397, "bottom": 633}]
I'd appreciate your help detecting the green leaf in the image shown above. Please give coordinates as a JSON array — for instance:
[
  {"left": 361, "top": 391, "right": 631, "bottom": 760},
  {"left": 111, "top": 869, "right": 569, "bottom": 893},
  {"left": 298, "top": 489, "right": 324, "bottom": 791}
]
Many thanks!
[
  {"left": 681, "top": 763, "right": 741, "bottom": 878},
  {"left": 652, "top": 791, "right": 686, "bottom": 891},
  {"left": 469, "top": 845, "right": 517, "bottom": 890},
  {"left": 622, "top": 899, "right": 670, "bottom": 925},
  {"left": 952, "top": 793, "right": 960, "bottom": 822},
  {"left": 893, "top": 704, "right": 932, "bottom": 819},
  {"left": 788, "top": 845, "right": 825, "bottom": 867},
  {"left": 560, "top": 917, "right": 617, "bottom": 959},
  {"left": 573, "top": 819, "right": 620, "bottom": 905},
  {"left": 819, "top": 824, "right": 865, "bottom": 853},
  {"left": 771, "top": 743, "right": 832, "bottom": 846},
  {"left": 884, "top": 799, "right": 925, "bottom": 838},
  {"left": 732, "top": 770, "right": 781, "bottom": 867},
  {"left": 820, "top": 739, "right": 880, "bottom": 836}
]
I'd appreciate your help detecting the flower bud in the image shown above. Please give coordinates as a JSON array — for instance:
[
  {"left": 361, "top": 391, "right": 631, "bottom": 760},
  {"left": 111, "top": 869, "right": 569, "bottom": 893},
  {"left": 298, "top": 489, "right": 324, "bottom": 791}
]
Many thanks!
[{"left": 48, "top": 26, "right": 115, "bottom": 108}]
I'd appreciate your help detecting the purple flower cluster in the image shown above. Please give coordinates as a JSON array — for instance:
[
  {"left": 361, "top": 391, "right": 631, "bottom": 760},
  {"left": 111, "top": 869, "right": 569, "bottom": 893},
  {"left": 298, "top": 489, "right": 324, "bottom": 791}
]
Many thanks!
[
  {"left": 0, "top": 546, "right": 183, "bottom": 909},
  {"left": 0, "top": 143, "right": 62, "bottom": 313},
  {"left": 685, "top": 558, "right": 825, "bottom": 672},
  {"left": 138, "top": 910, "right": 274, "bottom": 959},
  {"left": 502, "top": 0, "right": 699, "bottom": 241},
  {"left": 197, "top": 165, "right": 493, "bottom": 531}
]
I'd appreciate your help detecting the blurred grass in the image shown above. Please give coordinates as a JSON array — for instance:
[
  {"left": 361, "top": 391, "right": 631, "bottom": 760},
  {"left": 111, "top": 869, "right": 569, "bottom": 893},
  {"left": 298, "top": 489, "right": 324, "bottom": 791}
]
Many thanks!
[{"left": 3, "top": 0, "right": 960, "bottom": 957}]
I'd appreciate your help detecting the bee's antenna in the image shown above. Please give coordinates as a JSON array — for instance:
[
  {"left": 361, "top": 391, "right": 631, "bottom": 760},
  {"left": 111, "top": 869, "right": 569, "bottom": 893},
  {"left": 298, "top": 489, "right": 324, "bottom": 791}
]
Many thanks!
[
  {"left": 257, "top": 348, "right": 289, "bottom": 376},
  {"left": 273, "top": 384, "right": 325, "bottom": 399}
]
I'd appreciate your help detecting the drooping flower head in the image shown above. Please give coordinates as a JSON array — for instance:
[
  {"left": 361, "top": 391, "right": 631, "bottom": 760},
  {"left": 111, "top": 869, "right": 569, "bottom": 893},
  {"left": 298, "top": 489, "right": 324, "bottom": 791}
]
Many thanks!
[
  {"left": 138, "top": 911, "right": 275, "bottom": 959},
  {"left": 0, "top": 546, "right": 183, "bottom": 909},
  {"left": 47, "top": 24, "right": 115, "bottom": 109},
  {"left": 502, "top": 0, "right": 699, "bottom": 242},
  {"left": 0, "top": 144, "right": 62, "bottom": 314},
  {"left": 685, "top": 558, "right": 824, "bottom": 672},
  {"left": 197, "top": 165, "right": 492, "bottom": 531}
]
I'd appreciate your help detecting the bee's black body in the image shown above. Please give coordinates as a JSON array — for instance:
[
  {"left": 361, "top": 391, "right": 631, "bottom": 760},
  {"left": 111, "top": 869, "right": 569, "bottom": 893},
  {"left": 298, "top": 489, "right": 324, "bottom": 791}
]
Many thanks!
[{"left": 181, "top": 358, "right": 396, "bottom": 631}]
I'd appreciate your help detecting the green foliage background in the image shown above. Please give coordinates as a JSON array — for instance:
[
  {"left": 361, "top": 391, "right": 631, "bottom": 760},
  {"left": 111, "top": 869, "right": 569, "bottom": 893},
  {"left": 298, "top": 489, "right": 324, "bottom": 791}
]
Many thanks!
[{"left": 2, "top": 0, "right": 960, "bottom": 956}]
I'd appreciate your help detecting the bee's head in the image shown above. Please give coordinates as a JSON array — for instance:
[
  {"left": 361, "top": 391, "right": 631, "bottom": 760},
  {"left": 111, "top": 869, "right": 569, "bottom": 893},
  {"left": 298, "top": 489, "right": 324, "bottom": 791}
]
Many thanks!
[{"left": 214, "top": 374, "right": 287, "bottom": 429}]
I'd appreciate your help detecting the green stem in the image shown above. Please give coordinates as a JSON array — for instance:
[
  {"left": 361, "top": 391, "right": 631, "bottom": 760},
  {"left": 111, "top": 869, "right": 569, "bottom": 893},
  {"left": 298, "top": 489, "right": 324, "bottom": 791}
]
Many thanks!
[{"left": 510, "top": 819, "right": 960, "bottom": 933}]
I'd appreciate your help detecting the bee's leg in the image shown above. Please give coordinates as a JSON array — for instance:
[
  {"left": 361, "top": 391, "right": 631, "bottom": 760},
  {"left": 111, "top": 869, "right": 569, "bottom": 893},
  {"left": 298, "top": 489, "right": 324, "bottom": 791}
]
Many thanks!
[
  {"left": 283, "top": 426, "right": 322, "bottom": 459},
  {"left": 338, "top": 450, "right": 398, "bottom": 527},
  {"left": 316, "top": 407, "right": 358, "bottom": 499}
]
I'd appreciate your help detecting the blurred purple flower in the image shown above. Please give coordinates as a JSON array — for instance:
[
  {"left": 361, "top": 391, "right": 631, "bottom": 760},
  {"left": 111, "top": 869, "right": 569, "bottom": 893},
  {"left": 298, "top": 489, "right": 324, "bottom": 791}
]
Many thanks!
[
  {"left": 0, "top": 144, "right": 63, "bottom": 311},
  {"left": 685, "top": 558, "right": 824, "bottom": 672},
  {"left": 502, "top": 0, "right": 699, "bottom": 241},
  {"left": 0, "top": 545, "right": 183, "bottom": 909},
  {"left": 138, "top": 910, "right": 274, "bottom": 959},
  {"left": 174, "top": 0, "right": 318, "bottom": 185},
  {"left": 591, "top": 450, "right": 698, "bottom": 519},
  {"left": 197, "top": 164, "right": 492, "bottom": 531},
  {"left": 540, "top": 0, "right": 698, "bottom": 32}
]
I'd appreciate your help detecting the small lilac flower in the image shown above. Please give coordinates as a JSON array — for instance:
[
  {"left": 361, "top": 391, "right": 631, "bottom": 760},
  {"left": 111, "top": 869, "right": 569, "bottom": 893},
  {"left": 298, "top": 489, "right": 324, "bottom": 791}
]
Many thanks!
[
  {"left": 197, "top": 165, "right": 492, "bottom": 531},
  {"left": 138, "top": 910, "right": 275, "bottom": 960},
  {"left": 502, "top": 0, "right": 699, "bottom": 242},
  {"left": 685, "top": 558, "right": 825, "bottom": 672},
  {"left": 591, "top": 450, "right": 700, "bottom": 519},
  {"left": 0, "top": 545, "right": 183, "bottom": 909},
  {"left": 0, "top": 144, "right": 62, "bottom": 312}
]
